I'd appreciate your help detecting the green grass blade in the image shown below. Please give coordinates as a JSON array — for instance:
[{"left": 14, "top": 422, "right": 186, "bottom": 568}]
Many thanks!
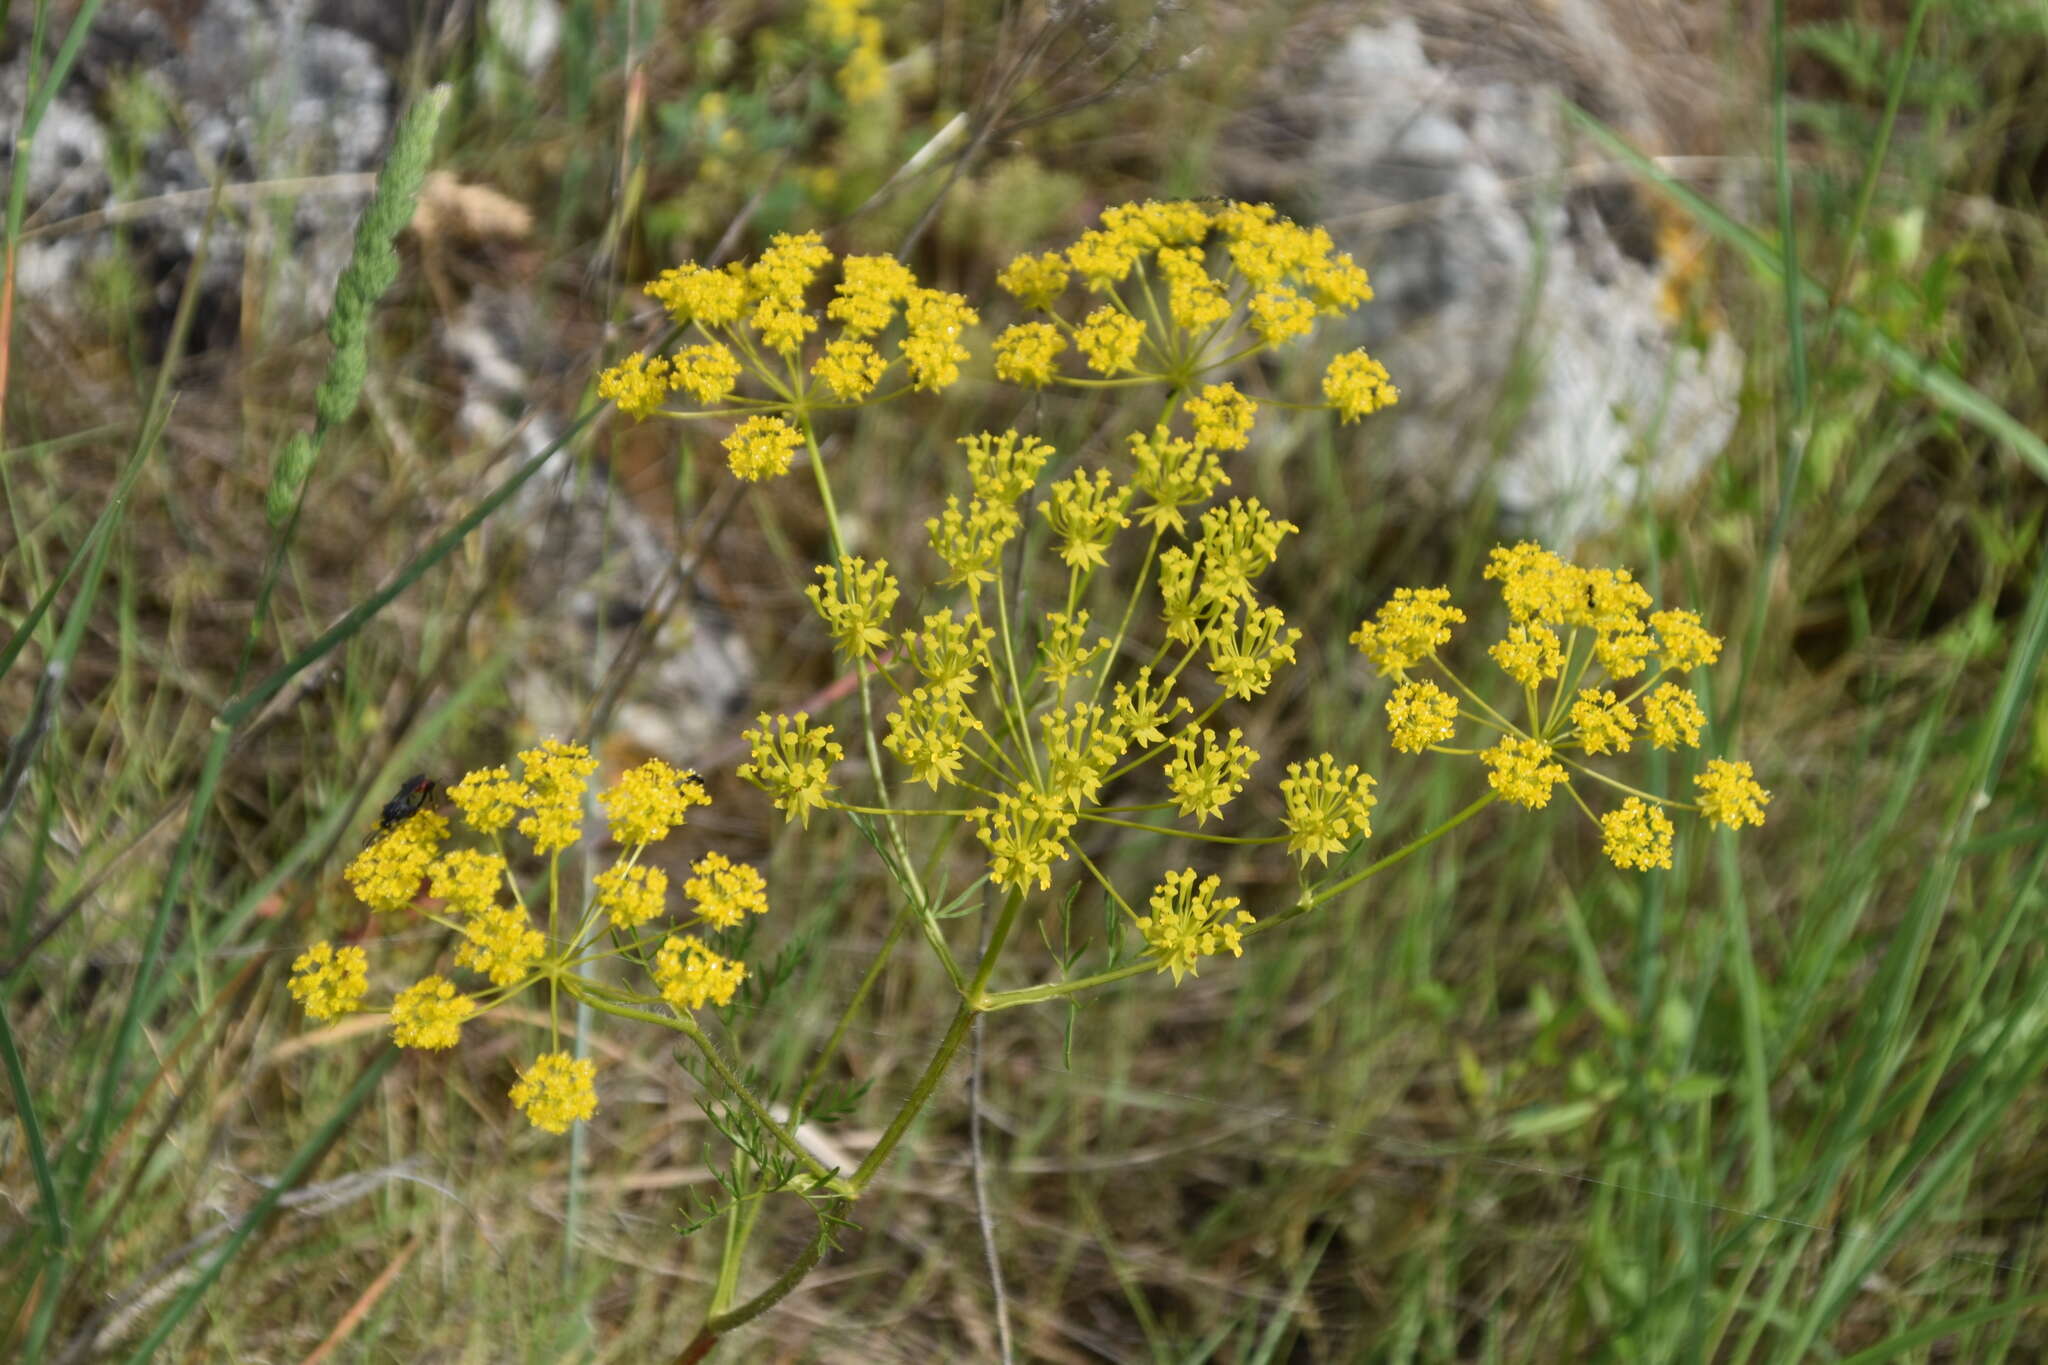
[
  {"left": 117, "top": 1046, "right": 400, "bottom": 1363},
  {"left": 1562, "top": 104, "right": 2048, "bottom": 484}
]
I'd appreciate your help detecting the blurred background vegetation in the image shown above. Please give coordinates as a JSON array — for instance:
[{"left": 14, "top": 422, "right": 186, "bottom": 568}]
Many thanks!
[{"left": 4, "top": 0, "right": 2048, "bottom": 1360}]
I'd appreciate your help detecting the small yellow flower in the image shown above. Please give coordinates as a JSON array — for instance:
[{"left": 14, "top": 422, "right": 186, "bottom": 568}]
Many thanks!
[
  {"left": 884, "top": 687, "right": 981, "bottom": 790},
  {"left": 1247, "top": 286, "right": 1316, "bottom": 345},
  {"left": 1644, "top": 683, "right": 1706, "bottom": 750},
  {"left": 1651, "top": 609, "right": 1723, "bottom": 673},
  {"left": 455, "top": 905, "right": 546, "bottom": 985},
  {"left": 1569, "top": 689, "right": 1637, "bottom": 755},
  {"left": 1128, "top": 425, "right": 1228, "bottom": 532},
  {"left": 902, "top": 609, "right": 993, "bottom": 697},
  {"left": 390, "top": 975, "right": 475, "bottom": 1050},
  {"left": 510, "top": 1051, "right": 598, "bottom": 1134},
  {"left": 996, "top": 251, "right": 1071, "bottom": 308},
  {"left": 827, "top": 254, "right": 918, "bottom": 336},
  {"left": 1602, "top": 798, "right": 1675, "bottom": 871},
  {"left": 1481, "top": 737, "right": 1569, "bottom": 809},
  {"left": 901, "top": 288, "right": 978, "bottom": 391},
  {"left": 670, "top": 343, "right": 742, "bottom": 403},
  {"left": 1195, "top": 498, "right": 1296, "bottom": 604},
  {"left": 447, "top": 766, "right": 526, "bottom": 835},
  {"left": 1039, "top": 703, "right": 1128, "bottom": 808},
  {"left": 812, "top": 338, "right": 889, "bottom": 400},
  {"left": 963, "top": 429, "right": 1055, "bottom": 510},
  {"left": 968, "top": 785, "right": 1077, "bottom": 892},
  {"left": 1485, "top": 542, "right": 1584, "bottom": 626},
  {"left": 1490, "top": 623, "right": 1565, "bottom": 688},
  {"left": 594, "top": 860, "right": 669, "bottom": 929},
  {"left": 1322, "top": 349, "right": 1399, "bottom": 421},
  {"left": 1075, "top": 305, "right": 1145, "bottom": 374},
  {"left": 1350, "top": 587, "right": 1466, "bottom": 674},
  {"left": 723, "top": 415, "right": 804, "bottom": 482},
  {"left": 289, "top": 941, "right": 368, "bottom": 1021},
  {"left": 597, "top": 352, "right": 672, "bottom": 420},
  {"left": 1185, "top": 383, "right": 1256, "bottom": 452},
  {"left": 992, "top": 322, "right": 1067, "bottom": 387},
  {"left": 1137, "top": 869, "right": 1254, "bottom": 984},
  {"left": 1037, "top": 610, "right": 1110, "bottom": 688},
  {"left": 1163, "top": 724, "right": 1257, "bottom": 824},
  {"left": 1110, "top": 667, "right": 1188, "bottom": 747},
  {"left": 516, "top": 739, "right": 598, "bottom": 856},
  {"left": 1041, "top": 468, "right": 1132, "bottom": 570},
  {"left": 599, "top": 758, "right": 710, "bottom": 846},
  {"left": 644, "top": 261, "right": 746, "bottom": 325},
  {"left": 752, "top": 295, "right": 818, "bottom": 353},
  {"left": 1386, "top": 680, "right": 1459, "bottom": 753},
  {"left": 1206, "top": 601, "right": 1300, "bottom": 700},
  {"left": 1695, "top": 759, "right": 1770, "bottom": 830},
  {"left": 654, "top": 934, "right": 747, "bottom": 1010},
  {"left": 685, "top": 851, "right": 769, "bottom": 929},
  {"left": 926, "top": 496, "right": 1013, "bottom": 595},
  {"left": 427, "top": 847, "right": 507, "bottom": 916},
  {"left": 806, "top": 555, "right": 900, "bottom": 659},
  {"left": 1157, "top": 546, "right": 1204, "bottom": 644},
  {"left": 748, "top": 230, "right": 833, "bottom": 303},
  {"left": 737, "top": 712, "right": 844, "bottom": 826},
  {"left": 1595, "top": 625, "right": 1656, "bottom": 681},
  {"left": 1158, "top": 247, "right": 1232, "bottom": 332},
  {"left": 1279, "top": 755, "right": 1377, "bottom": 866},
  {"left": 1067, "top": 228, "right": 1142, "bottom": 290},
  {"left": 344, "top": 810, "right": 447, "bottom": 913}
]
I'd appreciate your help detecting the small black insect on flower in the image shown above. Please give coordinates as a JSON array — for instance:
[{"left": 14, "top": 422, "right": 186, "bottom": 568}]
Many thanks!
[{"left": 375, "top": 774, "right": 438, "bottom": 834}]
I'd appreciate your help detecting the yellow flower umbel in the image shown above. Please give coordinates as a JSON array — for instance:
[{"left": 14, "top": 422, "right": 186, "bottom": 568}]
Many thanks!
[
  {"left": 1280, "top": 756, "right": 1378, "bottom": 866},
  {"left": 391, "top": 976, "right": 475, "bottom": 1050},
  {"left": 991, "top": 201, "right": 1393, "bottom": 434},
  {"left": 655, "top": 935, "right": 747, "bottom": 1011},
  {"left": 738, "top": 713, "right": 845, "bottom": 826},
  {"left": 343, "top": 809, "right": 447, "bottom": 913},
  {"left": 600, "top": 236, "right": 978, "bottom": 505},
  {"left": 685, "top": 852, "right": 770, "bottom": 929},
  {"left": 288, "top": 942, "right": 368, "bottom": 1021},
  {"left": 301, "top": 741, "right": 773, "bottom": 1138},
  {"left": 510, "top": 1052, "right": 598, "bottom": 1134},
  {"left": 600, "top": 759, "right": 710, "bottom": 847},
  {"left": 1137, "top": 870, "right": 1254, "bottom": 983},
  {"left": 1359, "top": 541, "right": 1770, "bottom": 872}
]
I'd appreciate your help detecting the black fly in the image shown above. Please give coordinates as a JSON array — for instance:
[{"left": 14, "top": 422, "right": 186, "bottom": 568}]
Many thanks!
[{"left": 368, "top": 774, "right": 438, "bottom": 842}]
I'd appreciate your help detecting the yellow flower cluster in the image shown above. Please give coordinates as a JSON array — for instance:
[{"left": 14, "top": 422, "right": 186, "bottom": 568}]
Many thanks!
[
  {"left": 991, "top": 200, "right": 1394, "bottom": 429},
  {"left": 1358, "top": 541, "right": 1770, "bottom": 870},
  {"left": 600, "top": 233, "right": 979, "bottom": 481},
  {"left": 1137, "top": 870, "right": 1254, "bottom": 983},
  {"left": 510, "top": 1052, "right": 599, "bottom": 1134},
  {"left": 298, "top": 744, "right": 773, "bottom": 1136}
]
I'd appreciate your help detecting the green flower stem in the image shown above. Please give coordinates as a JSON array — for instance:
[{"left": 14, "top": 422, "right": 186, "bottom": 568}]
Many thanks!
[
  {"left": 979, "top": 960, "right": 1155, "bottom": 1011},
  {"left": 1086, "top": 524, "right": 1165, "bottom": 710},
  {"left": 990, "top": 558, "right": 1045, "bottom": 786},
  {"left": 1299, "top": 794, "right": 1497, "bottom": 912},
  {"left": 1430, "top": 659, "right": 1522, "bottom": 736},
  {"left": 1075, "top": 812, "right": 1289, "bottom": 845},
  {"left": 798, "top": 415, "right": 962, "bottom": 991},
  {"left": 1561, "top": 758, "right": 1682, "bottom": 806},
  {"left": 981, "top": 796, "right": 1500, "bottom": 1013},
  {"left": 671, "top": 1201, "right": 846, "bottom": 1365},
  {"left": 846, "top": 889, "right": 1026, "bottom": 1194},
  {"left": 573, "top": 989, "right": 853, "bottom": 1197},
  {"left": 847, "top": 1001, "right": 976, "bottom": 1195}
]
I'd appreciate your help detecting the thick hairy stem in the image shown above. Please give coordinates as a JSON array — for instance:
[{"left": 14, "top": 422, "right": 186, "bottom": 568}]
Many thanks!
[{"left": 673, "top": 1200, "right": 844, "bottom": 1365}]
